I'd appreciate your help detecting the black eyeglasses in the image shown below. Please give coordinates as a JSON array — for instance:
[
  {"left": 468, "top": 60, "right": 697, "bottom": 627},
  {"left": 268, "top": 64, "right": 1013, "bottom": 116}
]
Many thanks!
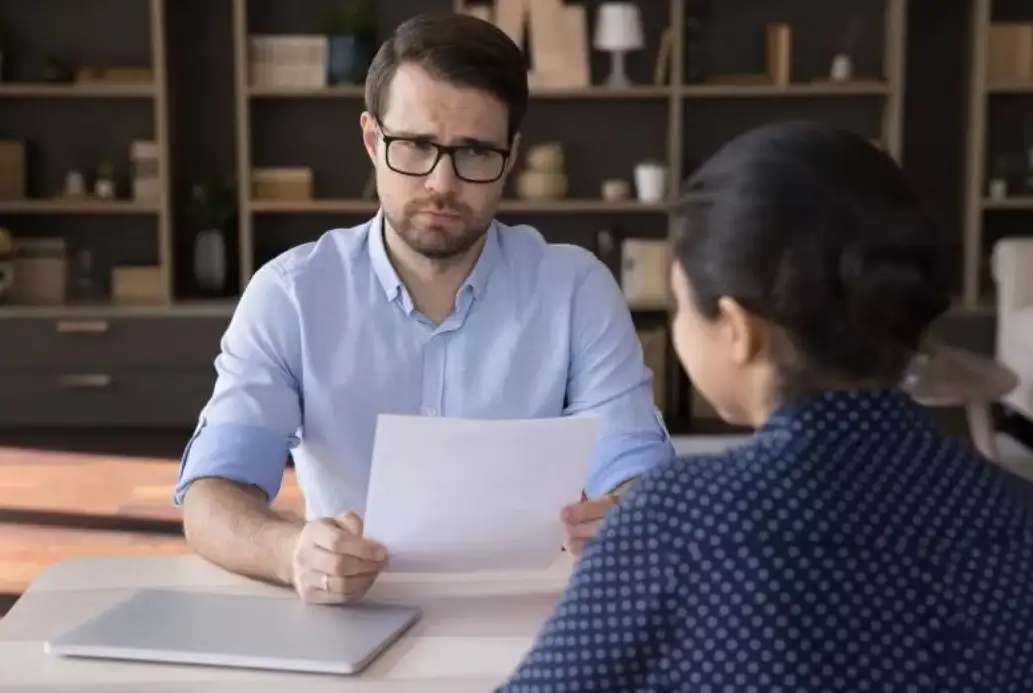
[{"left": 376, "top": 121, "right": 511, "bottom": 184}]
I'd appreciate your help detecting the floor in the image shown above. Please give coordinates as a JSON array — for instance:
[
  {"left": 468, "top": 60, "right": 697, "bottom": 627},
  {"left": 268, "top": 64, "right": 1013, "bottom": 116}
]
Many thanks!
[
  {"left": 2, "top": 424, "right": 1032, "bottom": 618},
  {"left": 0, "top": 431, "right": 304, "bottom": 614}
]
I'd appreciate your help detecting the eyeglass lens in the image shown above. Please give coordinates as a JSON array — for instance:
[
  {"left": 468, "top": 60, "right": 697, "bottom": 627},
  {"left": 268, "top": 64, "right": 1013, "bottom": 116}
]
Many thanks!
[{"left": 386, "top": 140, "right": 505, "bottom": 182}]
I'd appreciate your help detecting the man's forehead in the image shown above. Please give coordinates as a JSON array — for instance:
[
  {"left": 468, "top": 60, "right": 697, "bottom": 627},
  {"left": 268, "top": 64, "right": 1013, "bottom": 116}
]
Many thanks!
[{"left": 381, "top": 63, "right": 508, "bottom": 143}]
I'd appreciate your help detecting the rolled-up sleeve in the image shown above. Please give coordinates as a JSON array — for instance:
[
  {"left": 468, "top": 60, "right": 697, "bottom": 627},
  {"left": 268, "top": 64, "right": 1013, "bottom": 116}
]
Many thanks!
[
  {"left": 173, "top": 262, "right": 303, "bottom": 506},
  {"left": 564, "top": 260, "right": 675, "bottom": 497}
]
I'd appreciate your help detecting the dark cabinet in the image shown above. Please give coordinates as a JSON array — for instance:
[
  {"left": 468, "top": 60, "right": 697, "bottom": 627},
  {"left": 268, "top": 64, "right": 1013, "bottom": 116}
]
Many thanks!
[{"left": 0, "top": 314, "right": 229, "bottom": 427}]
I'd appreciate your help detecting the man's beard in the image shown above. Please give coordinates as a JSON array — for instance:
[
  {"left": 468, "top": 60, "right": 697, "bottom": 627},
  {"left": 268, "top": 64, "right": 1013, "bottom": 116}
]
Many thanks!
[{"left": 386, "top": 194, "right": 491, "bottom": 261}]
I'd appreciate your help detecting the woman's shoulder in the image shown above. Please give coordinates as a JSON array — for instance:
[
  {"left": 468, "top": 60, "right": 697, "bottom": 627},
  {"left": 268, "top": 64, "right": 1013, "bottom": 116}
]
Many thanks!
[
  {"left": 622, "top": 442, "right": 765, "bottom": 513},
  {"left": 613, "top": 434, "right": 798, "bottom": 544}
]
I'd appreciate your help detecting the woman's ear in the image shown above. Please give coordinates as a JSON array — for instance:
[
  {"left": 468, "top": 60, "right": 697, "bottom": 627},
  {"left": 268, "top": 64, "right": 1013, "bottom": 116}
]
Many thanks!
[{"left": 716, "top": 296, "right": 766, "bottom": 366}]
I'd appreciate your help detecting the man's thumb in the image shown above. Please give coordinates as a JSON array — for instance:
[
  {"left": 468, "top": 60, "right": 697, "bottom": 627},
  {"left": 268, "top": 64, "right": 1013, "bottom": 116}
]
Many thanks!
[{"left": 333, "top": 511, "right": 363, "bottom": 535}]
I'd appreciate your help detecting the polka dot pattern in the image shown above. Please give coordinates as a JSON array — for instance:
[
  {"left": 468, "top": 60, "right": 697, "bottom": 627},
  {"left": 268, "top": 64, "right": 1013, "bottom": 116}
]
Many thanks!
[{"left": 498, "top": 389, "right": 1033, "bottom": 692}]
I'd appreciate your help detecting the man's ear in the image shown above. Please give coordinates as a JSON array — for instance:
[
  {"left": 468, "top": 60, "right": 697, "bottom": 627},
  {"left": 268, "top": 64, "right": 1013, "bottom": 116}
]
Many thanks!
[
  {"left": 360, "top": 111, "right": 378, "bottom": 163},
  {"left": 503, "top": 132, "right": 521, "bottom": 177}
]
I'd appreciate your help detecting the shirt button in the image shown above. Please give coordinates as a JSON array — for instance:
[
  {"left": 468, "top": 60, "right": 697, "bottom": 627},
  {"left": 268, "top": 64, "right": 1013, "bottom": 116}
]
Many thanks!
[{"left": 424, "top": 406, "right": 437, "bottom": 416}]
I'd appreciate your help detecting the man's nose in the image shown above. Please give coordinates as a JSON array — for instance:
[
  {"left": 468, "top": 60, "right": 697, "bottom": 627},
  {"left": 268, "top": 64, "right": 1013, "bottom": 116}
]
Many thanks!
[{"left": 424, "top": 153, "right": 459, "bottom": 193}]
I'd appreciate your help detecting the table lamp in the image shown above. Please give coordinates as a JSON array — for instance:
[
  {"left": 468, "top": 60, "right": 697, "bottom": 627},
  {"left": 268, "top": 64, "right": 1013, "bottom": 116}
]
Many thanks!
[{"left": 593, "top": 2, "right": 644, "bottom": 88}]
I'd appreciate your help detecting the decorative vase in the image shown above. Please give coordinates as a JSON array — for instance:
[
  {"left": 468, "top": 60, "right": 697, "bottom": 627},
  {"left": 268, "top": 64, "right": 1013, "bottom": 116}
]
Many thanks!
[
  {"left": 525, "top": 143, "right": 564, "bottom": 171},
  {"left": 194, "top": 228, "right": 226, "bottom": 293},
  {"left": 516, "top": 170, "right": 568, "bottom": 201},
  {"left": 633, "top": 162, "right": 667, "bottom": 203},
  {"left": 830, "top": 53, "right": 853, "bottom": 81}
]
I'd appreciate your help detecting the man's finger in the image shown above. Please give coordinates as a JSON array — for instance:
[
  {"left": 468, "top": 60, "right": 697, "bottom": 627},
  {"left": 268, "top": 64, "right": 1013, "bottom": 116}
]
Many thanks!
[
  {"left": 322, "top": 573, "right": 378, "bottom": 600},
  {"left": 562, "top": 497, "right": 614, "bottom": 525},
  {"left": 310, "top": 523, "right": 387, "bottom": 561},
  {"left": 332, "top": 511, "right": 363, "bottom": 535},
  {"left": 564, "top": 518, "right": 601, "bottom": 540},
  {"left": 307, "top": 546, "right": 384, "bottom": 577},
  {"left": 564, "top": 537, "right": 587, "bottom": 557}
]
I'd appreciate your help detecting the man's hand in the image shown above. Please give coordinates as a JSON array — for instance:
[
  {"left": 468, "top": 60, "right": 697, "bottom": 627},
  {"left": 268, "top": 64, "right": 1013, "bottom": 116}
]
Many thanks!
[
  {"left": 560, "top": 491, "right": 620, "bottom": 557},
  {"left": 289, "top": 511, "right": 388, "bottom": 604}
]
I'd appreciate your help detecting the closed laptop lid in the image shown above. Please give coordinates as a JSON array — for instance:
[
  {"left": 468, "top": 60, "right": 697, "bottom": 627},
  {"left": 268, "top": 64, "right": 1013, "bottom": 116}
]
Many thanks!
[{"left": 44, "top": 588, "right": 422, "bottom": 675}]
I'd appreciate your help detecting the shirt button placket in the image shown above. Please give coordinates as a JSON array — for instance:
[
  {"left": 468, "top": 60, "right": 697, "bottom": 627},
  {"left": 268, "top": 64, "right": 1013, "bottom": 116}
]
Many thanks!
[{"left": 421, "top": 335, "right": 446, "bottom": 417}]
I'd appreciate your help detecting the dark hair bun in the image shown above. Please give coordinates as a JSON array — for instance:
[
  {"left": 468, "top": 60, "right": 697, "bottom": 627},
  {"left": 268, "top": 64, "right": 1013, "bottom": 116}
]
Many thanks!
[
  {"left": 675, "top": 120, "right": 951, "bottom": 390},
  {"left": 838, "top": 215, "right": 950, "bottom": 348}
]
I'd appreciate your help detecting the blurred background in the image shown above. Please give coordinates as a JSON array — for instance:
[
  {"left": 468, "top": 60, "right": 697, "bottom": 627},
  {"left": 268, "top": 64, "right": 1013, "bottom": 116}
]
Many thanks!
[{"left": 1, "top": 0, "right": 1031, "bottom": 613}]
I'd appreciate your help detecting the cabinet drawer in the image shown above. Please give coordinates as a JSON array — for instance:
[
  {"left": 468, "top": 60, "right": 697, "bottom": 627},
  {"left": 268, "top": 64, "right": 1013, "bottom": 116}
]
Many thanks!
[
  {"left": 0, "top": 372, "right": 215, "bottom": 427},
  {"left": 0, "top": 317, "right": 229, "bottom": 370}
]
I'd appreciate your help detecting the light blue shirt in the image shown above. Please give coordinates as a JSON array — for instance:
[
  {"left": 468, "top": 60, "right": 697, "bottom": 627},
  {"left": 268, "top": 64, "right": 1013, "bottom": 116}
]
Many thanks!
[{"left": 174, "top": 211, "right": 674, "bottom": 519}]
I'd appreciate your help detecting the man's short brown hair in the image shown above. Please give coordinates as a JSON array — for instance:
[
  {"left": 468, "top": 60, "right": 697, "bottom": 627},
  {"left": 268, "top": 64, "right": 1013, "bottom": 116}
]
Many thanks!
[{"left": 364, "top": 12, "right": 529, "bottom": 144}]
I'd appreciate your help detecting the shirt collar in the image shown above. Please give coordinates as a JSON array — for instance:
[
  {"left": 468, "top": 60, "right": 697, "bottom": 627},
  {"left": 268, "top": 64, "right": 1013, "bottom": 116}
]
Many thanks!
[
  {"left": 368, "top": 210, "right": 403, "bottom": 300},
  {"left": 367, "top": 209, "right": 501, "bottom": 302},
  {"left": 462, "top": 220, "right": 501, "bottom": 300},
  {"left": 757, "top": 387, "right": 931, "bottom": 438}
]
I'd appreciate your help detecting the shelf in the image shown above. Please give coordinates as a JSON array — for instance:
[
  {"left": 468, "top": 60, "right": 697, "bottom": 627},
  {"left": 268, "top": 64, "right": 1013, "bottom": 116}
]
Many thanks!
[
  {"left": 982, "top": 197, "right": 1033, "bottom": 210},
  {"left": 0, "top": 82, "right": 156, "bottom": 98},
  {"left": 498, "top": 200, "right": 669, "bottom": 213},
  {"left": 248, "top": 83, "right": 886, "bottom": 101},
  {"left": 0, "top": 300, "right": 236, "bottom": 319},
  {"left": 246, "top": 84, "right": 671, "bottom": 99},
  {"left": 0, "top": 199, "right": 160, "bottom": 214},
  {"left": 248, "top": 199, "right": 670, "bottom": 214},
  {"left": 986, "top": 82, "right": 1033, "bottom": 94},
  {"left": 248, "top": 85, "right": 364, "bottom": 98},
  {"left": 530, "top": 86, "right": 671, "bottom": 99},
  {"left": 628, "top": 301, "right": 671, "bottom": 312},
  {"left": 250, "top": 199, "right": 377, "bottom": 213},
  {"left": 679, "top": 82, "right": 890, "bottom": 98}
]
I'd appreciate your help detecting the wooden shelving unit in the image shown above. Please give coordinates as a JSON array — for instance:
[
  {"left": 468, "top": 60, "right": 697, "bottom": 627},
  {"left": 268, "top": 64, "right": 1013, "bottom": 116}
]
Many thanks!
[
  {"left": 221, "top": 0, "right": 909, "bottom": 426},
  {"left": 0, "top": 0, "right": 173, "bottom": 301},
  {"left": 0, "top": 0, "right": 915, "bottom": 429},
  {"left": 961, "top": 0, "right": 1033, "bottom": 310},
  {"left": 0, "top": 82, "right": 157, "bottom": 98},
  {"left": 249, "top": 198, "right": 670, "bottom": 214}
]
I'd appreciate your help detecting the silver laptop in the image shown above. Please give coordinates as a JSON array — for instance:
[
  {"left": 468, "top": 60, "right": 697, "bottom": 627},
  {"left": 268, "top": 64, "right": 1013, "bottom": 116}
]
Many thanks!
[{"left": 44, "top": 588, "right": 422, "bottom": 675}]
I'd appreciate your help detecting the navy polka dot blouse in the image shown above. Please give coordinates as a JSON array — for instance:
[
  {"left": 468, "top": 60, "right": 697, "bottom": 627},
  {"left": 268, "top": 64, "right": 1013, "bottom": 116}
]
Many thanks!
[{"left": 498, "top": 388, "right": 1033, "bottom": 692}]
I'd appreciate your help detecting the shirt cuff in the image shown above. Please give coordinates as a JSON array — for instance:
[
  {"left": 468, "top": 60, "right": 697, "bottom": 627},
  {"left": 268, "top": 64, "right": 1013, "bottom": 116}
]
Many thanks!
[
  {"left": 173, "top": 421, "right": 290, "bottom": 506},
  {"left": 584, "top": 431, "right": 674, "bottom": 498}
]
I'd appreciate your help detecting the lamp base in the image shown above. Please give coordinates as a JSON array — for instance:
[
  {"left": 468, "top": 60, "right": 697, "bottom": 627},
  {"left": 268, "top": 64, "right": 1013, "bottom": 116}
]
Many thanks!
[{"left": 601, "top": 50, "right": 633, "bottom": 88}]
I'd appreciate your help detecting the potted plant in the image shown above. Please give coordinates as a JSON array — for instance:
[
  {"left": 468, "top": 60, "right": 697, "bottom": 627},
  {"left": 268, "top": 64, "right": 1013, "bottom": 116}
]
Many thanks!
[
  {"left": 186, "top": 177, "right": 236, "bottom": 294},
  {"left": 321, "top": 0, "right": 377, "bottom": 85}
]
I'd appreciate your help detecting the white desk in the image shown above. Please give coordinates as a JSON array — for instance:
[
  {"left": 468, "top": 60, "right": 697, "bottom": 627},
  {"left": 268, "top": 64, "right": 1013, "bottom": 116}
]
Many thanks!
[
  {"left": 0, "top": 435, "right": 750, "bottom": 691},
  {"left": 0, "top": 555, "right": 574, "bottom": 692}
]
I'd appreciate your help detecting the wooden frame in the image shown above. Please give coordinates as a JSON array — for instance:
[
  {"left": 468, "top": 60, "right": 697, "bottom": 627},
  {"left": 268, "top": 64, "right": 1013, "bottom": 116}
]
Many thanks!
[{"left": 959, "top": 0, "right": 1033, "bottom": 312}]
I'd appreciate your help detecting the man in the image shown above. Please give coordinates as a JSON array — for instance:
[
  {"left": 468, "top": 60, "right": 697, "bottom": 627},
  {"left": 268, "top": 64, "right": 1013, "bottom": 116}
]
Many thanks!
[{"left": 175, "top": 11, "right": 673, "bottom": 605}]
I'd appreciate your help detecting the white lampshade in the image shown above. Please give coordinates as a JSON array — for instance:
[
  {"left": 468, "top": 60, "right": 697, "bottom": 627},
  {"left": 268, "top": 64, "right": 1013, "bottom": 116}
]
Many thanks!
[{"left": 593, "top": 2, "right": 644, "bottom": 52}]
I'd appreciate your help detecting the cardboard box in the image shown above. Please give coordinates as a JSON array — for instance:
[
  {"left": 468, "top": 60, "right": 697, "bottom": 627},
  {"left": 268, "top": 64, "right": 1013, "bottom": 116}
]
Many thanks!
[{"left": 252, "top": 167, "right": 313, "bottom": 201}]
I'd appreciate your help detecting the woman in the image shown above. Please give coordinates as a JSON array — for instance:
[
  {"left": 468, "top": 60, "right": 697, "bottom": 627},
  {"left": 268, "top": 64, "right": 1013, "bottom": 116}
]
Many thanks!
[{"left": 498, "top": 121, "right": 1033, "bottom": 691}]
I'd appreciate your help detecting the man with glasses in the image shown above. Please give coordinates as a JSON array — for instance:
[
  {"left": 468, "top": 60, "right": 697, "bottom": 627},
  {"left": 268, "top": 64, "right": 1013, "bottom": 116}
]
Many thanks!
[{"left": 174, "top": 11, "right": 674, "bottom": 604}]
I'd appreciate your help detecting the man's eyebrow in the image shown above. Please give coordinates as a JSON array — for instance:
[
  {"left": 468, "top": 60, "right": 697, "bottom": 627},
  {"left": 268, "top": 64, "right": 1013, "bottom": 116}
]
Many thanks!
[{"left": 381, "top": 126, "right": 505, "bottom": 149}]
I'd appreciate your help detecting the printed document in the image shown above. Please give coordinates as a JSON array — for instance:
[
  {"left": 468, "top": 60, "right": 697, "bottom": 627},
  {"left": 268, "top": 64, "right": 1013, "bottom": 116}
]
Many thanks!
[{"left": 363, "top": 414, "right": 599, "bottom": 572}]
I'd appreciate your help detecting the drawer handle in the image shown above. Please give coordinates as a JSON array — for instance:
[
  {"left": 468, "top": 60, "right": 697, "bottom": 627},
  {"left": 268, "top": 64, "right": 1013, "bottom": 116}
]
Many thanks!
[
  {"left": 55, "top": 320, "right": 110, "bottom": 334},
  {"left": 59, "top": 374, "right": 113, "bottom": 389}
]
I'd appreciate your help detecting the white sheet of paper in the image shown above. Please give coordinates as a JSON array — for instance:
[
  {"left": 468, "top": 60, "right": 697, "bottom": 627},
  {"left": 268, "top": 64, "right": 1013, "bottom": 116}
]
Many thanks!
[{"left": 363, "top": 414, "right": 600, "bottom": 573}]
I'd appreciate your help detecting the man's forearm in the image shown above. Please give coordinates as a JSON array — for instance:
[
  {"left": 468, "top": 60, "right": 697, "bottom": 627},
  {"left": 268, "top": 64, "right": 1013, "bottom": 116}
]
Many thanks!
[{"left": 181, "top": 478, "right": 302, "bottom": 586}]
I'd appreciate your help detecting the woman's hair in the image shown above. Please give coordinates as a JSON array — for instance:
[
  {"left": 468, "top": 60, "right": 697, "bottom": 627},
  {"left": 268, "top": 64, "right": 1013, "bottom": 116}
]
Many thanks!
[{"left": 674, "top": 120, "right": 950, "bottom": 397}]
